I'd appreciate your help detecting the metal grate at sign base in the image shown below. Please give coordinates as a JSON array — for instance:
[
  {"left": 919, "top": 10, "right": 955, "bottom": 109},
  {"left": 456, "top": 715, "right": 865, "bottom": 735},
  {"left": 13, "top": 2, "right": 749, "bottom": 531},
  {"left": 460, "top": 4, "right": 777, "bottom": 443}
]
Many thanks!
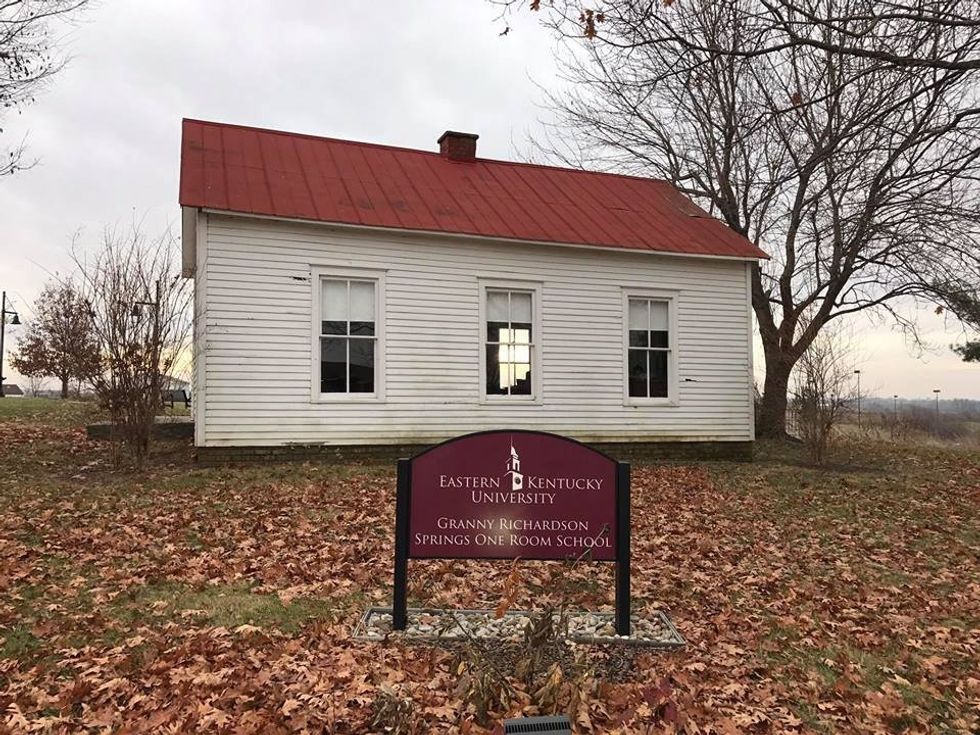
[
  {"left": 352, "top": 607, "right": 686, "bottom": 649},
  {"left": 503, "top": 715, "right": 573, "bottom": 734}
]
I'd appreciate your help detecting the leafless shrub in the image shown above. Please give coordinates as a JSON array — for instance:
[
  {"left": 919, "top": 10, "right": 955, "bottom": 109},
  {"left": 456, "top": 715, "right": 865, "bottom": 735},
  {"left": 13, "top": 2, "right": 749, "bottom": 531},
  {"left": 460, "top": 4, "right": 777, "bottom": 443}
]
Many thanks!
[
  {"left": 370, "top": 684, "right": 418, "bottom": 735},
  {"left": 856, "top": 415, "right": 887, "bottom": 441},
  {"left": 901, "top": 406, "right": 969, "bottom": 440},
  {"left": 875, "top": 409, "right": 915, "bottom": 441},
  {"left": 889, "top": 415, "right": 912, "bottom": 442},
  {"left": 791, "top": 331, "right": 856, "bottom": 463},
  {"left": 453, "top": 648, "right": 515, "bottom": 726},
  {"left": 846, "top": 405, "right": 974, "bottom": 444},
  {"left": 25, "top": 373, "right": 45, "bottom": 397},
  {"left": 72, "top": 225, "right": 192, "bottom": 468},
  {"left": 455, "top": 556, "right": 598, "bottom": 726},
  {"left": 454, "top": 608, "right": 596, "bottom": 727}
]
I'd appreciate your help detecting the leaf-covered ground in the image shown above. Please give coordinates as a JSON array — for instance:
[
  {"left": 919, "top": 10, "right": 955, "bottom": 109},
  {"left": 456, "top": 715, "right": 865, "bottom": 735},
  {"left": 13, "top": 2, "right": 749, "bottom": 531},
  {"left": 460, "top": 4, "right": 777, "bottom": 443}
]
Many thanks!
[{"left": 0, "top": 399, "right": 977, "bottom": 733}]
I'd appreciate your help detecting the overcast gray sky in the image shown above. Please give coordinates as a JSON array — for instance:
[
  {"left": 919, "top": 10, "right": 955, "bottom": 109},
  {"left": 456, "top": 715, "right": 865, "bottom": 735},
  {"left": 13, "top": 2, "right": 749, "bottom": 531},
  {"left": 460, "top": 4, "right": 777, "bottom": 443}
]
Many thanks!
[{"left": 0, "top": 0, "right": 976, "bottom": 399}]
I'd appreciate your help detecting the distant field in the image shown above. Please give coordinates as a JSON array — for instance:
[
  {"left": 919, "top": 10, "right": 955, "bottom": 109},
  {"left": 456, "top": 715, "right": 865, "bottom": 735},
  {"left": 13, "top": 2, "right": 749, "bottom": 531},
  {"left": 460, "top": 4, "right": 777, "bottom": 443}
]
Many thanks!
[
  {"left": 835, "top": 417, "right": 980, "bottom": 447},
  {"left": 0, "top": 397, "right": 103, "bottom": 426},
  {"left": 0, "top": 398, "right": 977, "bottom": 732},
  {"left": 0, "top": 396, "right": 191, "bottom": 424}
]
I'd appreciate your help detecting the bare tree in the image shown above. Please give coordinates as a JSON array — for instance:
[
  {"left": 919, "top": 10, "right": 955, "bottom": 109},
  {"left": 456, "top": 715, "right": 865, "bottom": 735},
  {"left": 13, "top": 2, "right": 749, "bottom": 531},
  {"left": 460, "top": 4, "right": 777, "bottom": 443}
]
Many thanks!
[
  {"left": 758, "top": 1, "right": 980, "bottom": 71},
  {"left": 24, "top": 371, "right": 44, "bottom": 396},
  {"left": 791, "top": 327, "right": 855, "bottom": 463},
  {"left": 73, "top": 226, "right": 192, "bottom": 468},
  {"left": 0, "top": 0, "right": 91, "bottom": 176},
  {"left": 10, "top": 280, "right": 98, "bottom": 398},
  {"left": 520, "top": 0, "right": 980, "bottom": 437},
  {"left": 496, "top": 1, "right": 980, "bottom": 71}
]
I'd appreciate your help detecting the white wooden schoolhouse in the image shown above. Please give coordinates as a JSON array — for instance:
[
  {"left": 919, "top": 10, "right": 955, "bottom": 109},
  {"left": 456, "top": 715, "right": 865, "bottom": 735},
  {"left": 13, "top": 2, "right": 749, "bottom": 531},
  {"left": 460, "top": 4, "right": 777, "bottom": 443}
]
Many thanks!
[{"left": 179, "top": 120, "right": 767, "bottom": 460}]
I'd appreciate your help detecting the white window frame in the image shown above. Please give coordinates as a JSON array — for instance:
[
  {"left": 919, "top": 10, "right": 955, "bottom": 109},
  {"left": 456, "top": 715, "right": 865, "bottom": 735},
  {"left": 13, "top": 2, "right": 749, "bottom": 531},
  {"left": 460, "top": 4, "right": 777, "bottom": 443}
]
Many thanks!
[
  {"left": 478, "top": 278, "right": 543, "bottom": 405},
  {"left": 622, "top": 289, "right": 679, "bottom": 407},
  {"left": 310, "top": 266, "right": 386, "bottom": 403}
]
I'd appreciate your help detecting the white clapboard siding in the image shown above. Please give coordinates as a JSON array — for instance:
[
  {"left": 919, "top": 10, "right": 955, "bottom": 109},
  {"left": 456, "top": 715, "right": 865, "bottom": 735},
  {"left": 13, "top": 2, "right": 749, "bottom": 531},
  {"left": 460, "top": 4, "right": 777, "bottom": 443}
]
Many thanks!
[{"left": 194, "top": 213, "right": 755, "bottom": 446}]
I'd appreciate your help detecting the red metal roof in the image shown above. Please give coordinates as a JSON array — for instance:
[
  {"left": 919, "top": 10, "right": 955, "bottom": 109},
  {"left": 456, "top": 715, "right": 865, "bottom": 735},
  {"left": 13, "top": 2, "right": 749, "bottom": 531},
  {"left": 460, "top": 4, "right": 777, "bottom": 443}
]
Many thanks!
[{"left": 179, "top": 119, "right": 767, "bottom": 260}]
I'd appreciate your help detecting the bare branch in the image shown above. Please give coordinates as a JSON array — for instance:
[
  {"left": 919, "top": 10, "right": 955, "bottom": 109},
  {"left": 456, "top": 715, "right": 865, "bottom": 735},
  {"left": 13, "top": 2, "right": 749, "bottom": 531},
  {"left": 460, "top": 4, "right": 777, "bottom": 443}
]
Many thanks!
[
  {"left": 0, "top": 0, "right": 91, "bottom": 175},
  {"left": 531, "top": 0, "right": 980, "bottom": 436}
]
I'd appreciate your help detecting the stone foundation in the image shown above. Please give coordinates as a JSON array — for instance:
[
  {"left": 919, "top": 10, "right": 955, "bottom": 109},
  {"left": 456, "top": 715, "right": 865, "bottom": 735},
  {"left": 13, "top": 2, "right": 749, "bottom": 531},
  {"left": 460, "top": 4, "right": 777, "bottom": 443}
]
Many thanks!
[{"left": 196, "top": 440, "right": 753, "bottom": 465}]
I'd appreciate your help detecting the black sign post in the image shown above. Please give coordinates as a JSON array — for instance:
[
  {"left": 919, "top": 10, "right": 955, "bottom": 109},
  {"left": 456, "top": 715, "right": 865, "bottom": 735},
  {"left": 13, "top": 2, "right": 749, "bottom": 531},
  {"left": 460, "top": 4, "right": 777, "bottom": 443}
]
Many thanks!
[
  {"left": 393, "top": 458, "right": 411, "bottom": 631},
  {"left": 391, "top": 431, "right": 631, "bottom": 637},
  {"left": 614, "top": 461, "right": 630, "bottom": 636}
]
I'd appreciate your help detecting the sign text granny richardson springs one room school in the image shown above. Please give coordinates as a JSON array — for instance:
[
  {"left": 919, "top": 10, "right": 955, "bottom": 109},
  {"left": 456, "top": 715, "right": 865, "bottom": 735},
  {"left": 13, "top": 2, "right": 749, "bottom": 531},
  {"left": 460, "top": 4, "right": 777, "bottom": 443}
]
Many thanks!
[
  {"left": 411, "top": 435, "right": 616, "bottom": 559},
  {"left": 393, "top": 430, "right": 632, "bottom": 634}
]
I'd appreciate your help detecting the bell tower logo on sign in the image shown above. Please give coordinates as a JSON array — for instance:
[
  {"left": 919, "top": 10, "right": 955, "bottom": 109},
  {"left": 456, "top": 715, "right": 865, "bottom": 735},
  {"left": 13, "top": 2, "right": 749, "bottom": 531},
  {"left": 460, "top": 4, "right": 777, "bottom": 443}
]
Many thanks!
[{"left": 505, "top": 441, "right": 523, "bottom": 491}]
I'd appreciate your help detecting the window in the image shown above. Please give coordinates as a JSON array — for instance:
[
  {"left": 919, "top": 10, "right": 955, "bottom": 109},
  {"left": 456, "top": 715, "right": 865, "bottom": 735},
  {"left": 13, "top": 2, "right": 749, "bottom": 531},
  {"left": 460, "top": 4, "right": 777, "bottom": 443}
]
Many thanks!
[
  {"left": 484, "top": 288, "right": 535, "bottom": 397},
  {"left": 319, "top": 278, "right": 378, "bottom": 395},
  {"left": 627, "top": 297, "right": 671, "bottom": 399}
]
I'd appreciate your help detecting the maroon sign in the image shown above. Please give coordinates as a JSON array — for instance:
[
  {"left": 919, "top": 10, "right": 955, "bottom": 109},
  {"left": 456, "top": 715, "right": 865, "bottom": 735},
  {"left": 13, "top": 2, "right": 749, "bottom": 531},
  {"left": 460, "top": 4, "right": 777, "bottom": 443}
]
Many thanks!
[
  {"left": 392, "top": 430, "right": 631, "bottom": 634},
  {"left": 408, "top": 431, "right": 617, "bottom": 561}
]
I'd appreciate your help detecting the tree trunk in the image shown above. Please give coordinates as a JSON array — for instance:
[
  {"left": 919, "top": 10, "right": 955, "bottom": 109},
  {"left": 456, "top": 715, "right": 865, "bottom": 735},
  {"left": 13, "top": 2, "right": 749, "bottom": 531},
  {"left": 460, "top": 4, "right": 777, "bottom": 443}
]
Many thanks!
[
  {"left": 756, "top": 355, "right": 793, "bottom": 439},
  {"left": 60, "top": 376, "right": 69, "bottom": 399}
]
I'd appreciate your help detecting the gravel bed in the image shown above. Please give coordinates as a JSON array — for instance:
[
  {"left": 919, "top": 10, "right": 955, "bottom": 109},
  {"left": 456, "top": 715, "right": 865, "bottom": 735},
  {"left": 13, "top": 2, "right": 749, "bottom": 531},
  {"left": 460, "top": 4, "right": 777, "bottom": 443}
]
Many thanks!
[{"left": 352, "top": 607, "right": 685, "bottom": 648}]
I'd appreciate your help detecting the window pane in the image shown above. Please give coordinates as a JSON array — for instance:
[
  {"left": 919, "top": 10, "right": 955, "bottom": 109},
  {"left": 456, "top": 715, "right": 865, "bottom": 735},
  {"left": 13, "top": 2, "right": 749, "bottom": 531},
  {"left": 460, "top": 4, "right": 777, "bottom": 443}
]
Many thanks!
[
  {"left": 629, "top": 330, "right": 648, "bottom": 348},
  {"left": 511, "top": 344, "right": 530, "bottom": 363},
  {"left": 649, "top": 351, "right": 668, "bottom": 397},
  {"left": 512, "top": 363, "right": 531, "bottom": 395},
  {"left": 321, "top": 338, "right": 347, "bottom": 393},
  {"left": 511, "top": 292, "right": 532, "bottom": 323},
  {"left": 651, "top": 301, "right": 668, "bottom": 331},
  {"left": 485, "top": 345, "right": 506, "bottom": 394},
  {"left": 511, "top": 324, "right": 532, "bottom": 344},
  {"left": 628, "top": 299, "right": 648, "bottom": 331},
  {"left": 322, "top": 280, "right": 348, "bottom": 322},
  {"left": 651, "top": 330, "right": 669, "bottom": 349},
  {"left": 349, "top": 339, "right": 375, "bottom": 393},
  {"left": 487, "top": 291, "right": 508, "bottom": 322},
  {"left": 487, "top": 321, "right": 508, "bottom": 342},
  {"left": 322, "top": 320, "right": 347, "bottom": 335},
  {"left": 495, "top": 326, "right": 533, "bottom": 345},
  {"left": 350, "top": 281, "right": 375, "bottom": 322},
  {"left": 628, "top": 349, "right": 647, "bottom": 397},
  {"left": 500, "top": 362, "right": 514, "bottom": 392},
  {"left": 349, "top": 321, "right": 375, "bottom": 336}
]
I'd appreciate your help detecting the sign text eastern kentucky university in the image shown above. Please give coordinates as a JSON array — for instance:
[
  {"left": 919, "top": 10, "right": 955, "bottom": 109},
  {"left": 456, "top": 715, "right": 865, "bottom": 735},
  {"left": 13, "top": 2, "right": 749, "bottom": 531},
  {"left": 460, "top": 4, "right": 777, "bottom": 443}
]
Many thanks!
[{"left": 392, "top": 430, "right": 631, "bottom": 635}]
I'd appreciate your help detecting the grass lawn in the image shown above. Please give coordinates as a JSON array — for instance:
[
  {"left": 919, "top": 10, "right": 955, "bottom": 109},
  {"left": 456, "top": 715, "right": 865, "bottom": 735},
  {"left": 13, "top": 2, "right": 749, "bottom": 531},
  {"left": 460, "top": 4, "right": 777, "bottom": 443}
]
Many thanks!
[
  {"left": 0, "top": 401, "right": 977, "bottom": 733},
  {"left": 0, "top": 397, "right": 103, "bottom": 427}
]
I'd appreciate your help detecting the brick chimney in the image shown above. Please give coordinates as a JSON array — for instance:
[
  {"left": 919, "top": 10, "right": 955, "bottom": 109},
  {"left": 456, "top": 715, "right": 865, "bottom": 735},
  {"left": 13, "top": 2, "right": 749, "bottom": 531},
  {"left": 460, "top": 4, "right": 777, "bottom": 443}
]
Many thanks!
[{"left": 438, "top": 131, "right": 478, "bottom": 162}]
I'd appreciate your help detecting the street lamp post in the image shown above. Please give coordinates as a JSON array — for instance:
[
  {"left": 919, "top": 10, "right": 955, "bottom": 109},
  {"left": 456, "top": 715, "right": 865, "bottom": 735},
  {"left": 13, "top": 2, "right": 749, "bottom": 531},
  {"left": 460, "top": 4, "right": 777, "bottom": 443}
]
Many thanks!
[
  {"left": 933, "top": 389, "right": 941, "bottom": 427},
  {"left": 854, "top": 370, "right": 862, "bottom": 428},
  {"left": 0, "top": 291, "right": 22, "bottom": 398},
  {"left": 891, "top": 394, "right": 900, "bottom": 439},
  {"left": 131, "top": 280, "right": 161, "bottom": 342},
  {"left": 131, "top": 280, "right": 162, "bottom": 398}
]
